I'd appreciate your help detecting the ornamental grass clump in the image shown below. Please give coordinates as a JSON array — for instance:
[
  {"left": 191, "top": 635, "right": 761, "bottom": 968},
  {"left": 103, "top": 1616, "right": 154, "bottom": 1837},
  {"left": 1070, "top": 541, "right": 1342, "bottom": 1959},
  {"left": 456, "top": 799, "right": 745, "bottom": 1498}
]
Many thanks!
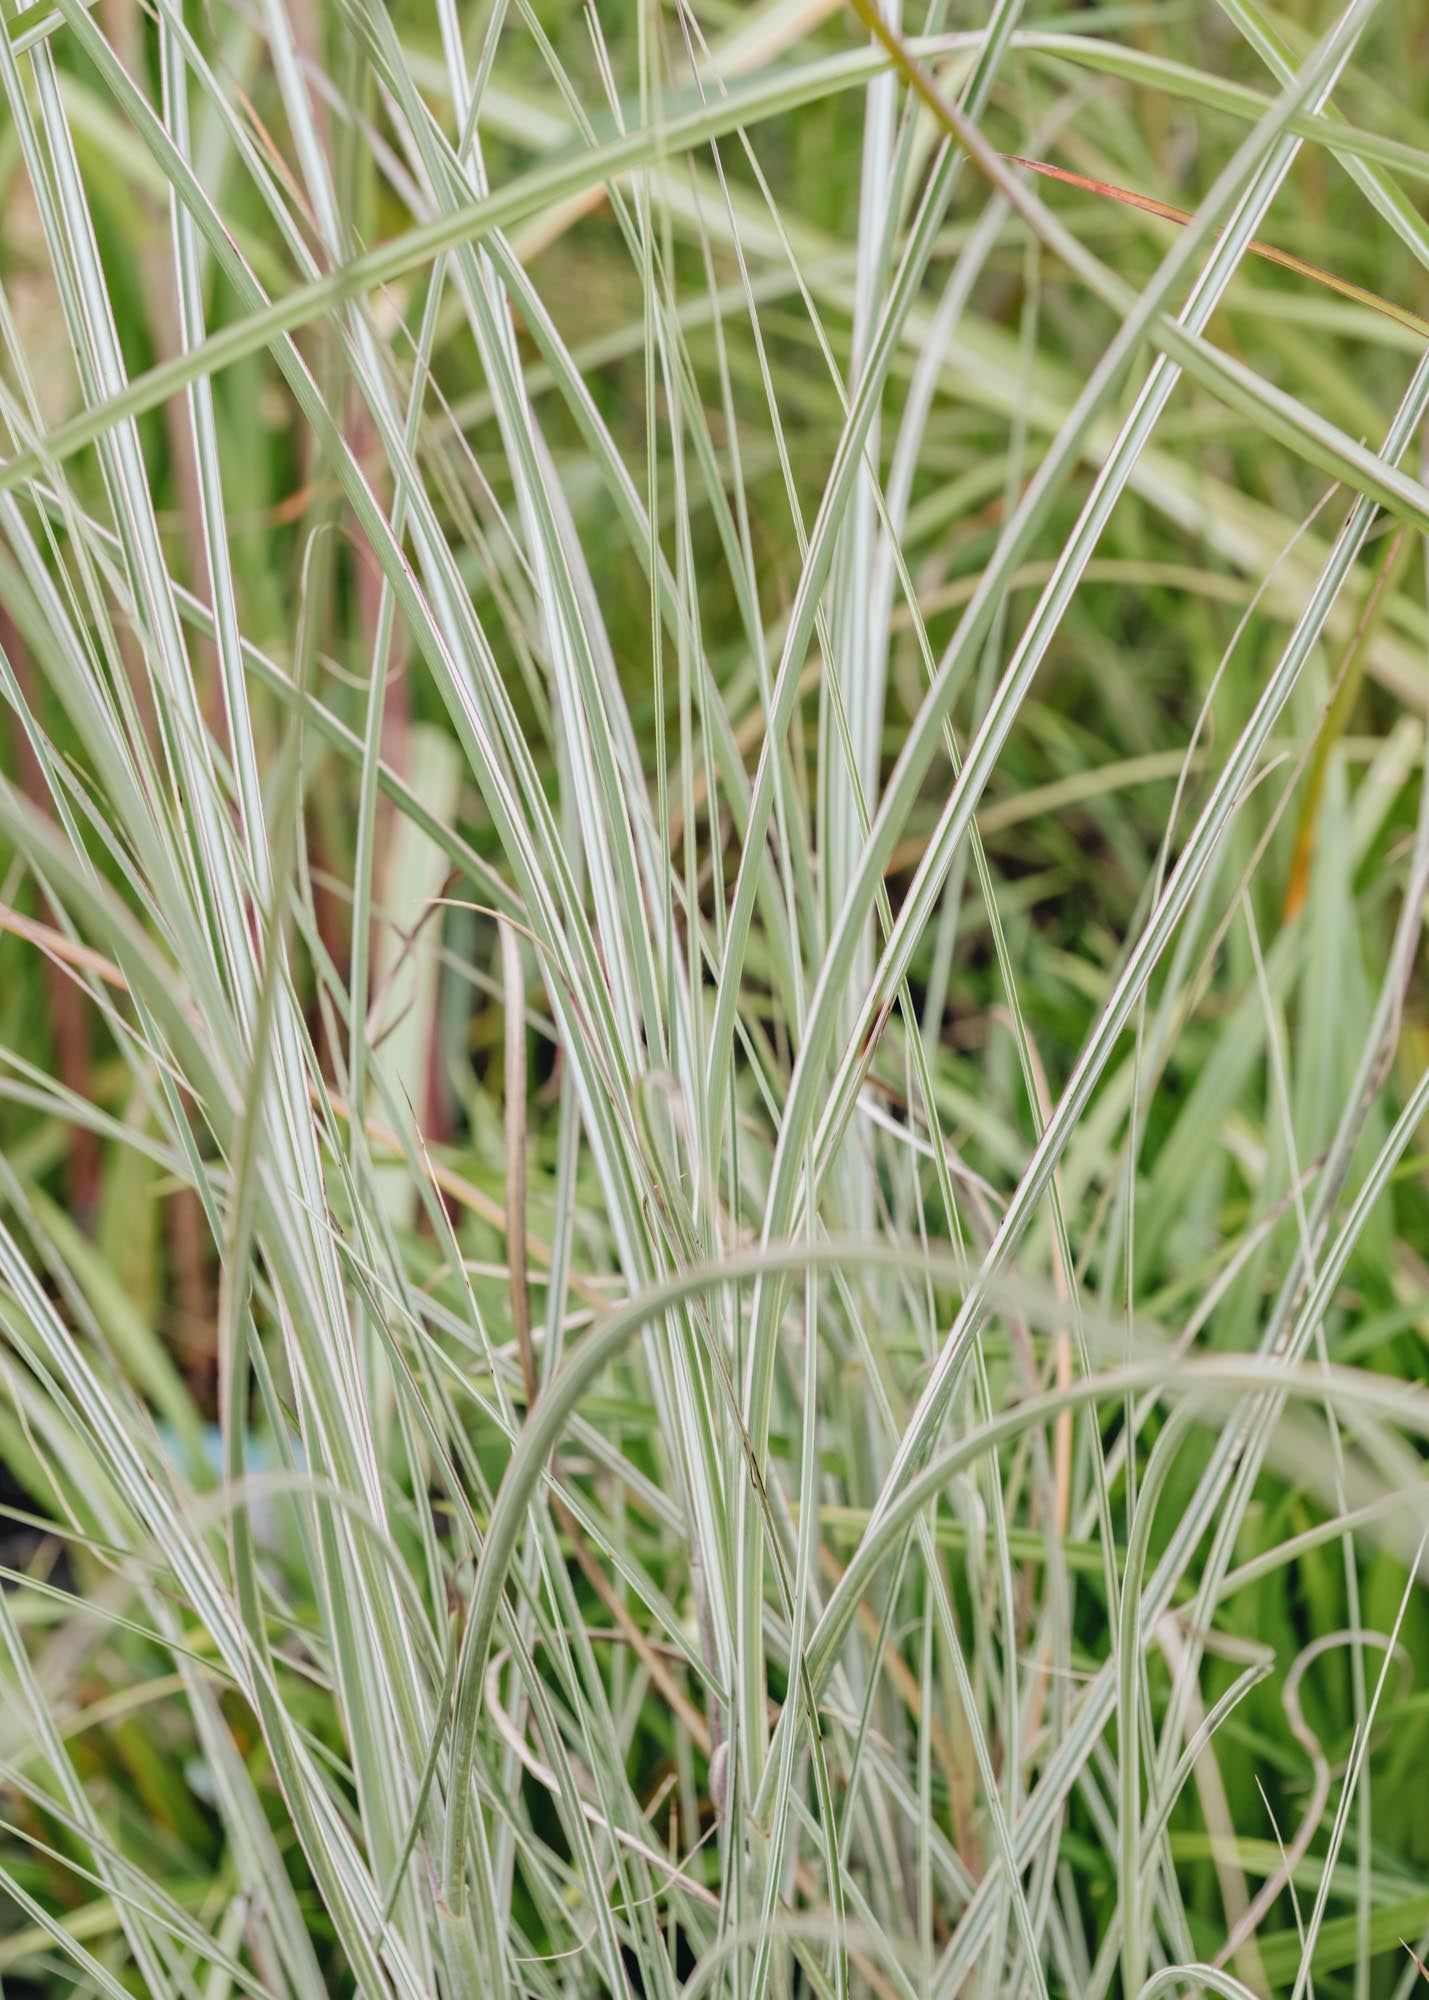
[{"left": 1, "top": 1, "right": 1428, "bottom": 1995}]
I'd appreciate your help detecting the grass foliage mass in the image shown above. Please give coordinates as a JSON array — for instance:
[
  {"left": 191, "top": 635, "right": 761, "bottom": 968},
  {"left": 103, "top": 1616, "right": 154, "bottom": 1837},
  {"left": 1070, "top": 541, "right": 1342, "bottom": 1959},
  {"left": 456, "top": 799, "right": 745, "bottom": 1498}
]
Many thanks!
[{"left": 2, "top": 0, "right": 1429, "bottom": 1994}]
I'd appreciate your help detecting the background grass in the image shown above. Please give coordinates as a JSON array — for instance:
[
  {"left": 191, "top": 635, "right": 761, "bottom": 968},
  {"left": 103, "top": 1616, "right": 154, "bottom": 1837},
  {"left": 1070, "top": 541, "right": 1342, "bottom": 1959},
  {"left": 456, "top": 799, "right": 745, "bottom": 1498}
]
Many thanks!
[{"left": 2, "top": 0, "right": 1429, "bottom": 1994}]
